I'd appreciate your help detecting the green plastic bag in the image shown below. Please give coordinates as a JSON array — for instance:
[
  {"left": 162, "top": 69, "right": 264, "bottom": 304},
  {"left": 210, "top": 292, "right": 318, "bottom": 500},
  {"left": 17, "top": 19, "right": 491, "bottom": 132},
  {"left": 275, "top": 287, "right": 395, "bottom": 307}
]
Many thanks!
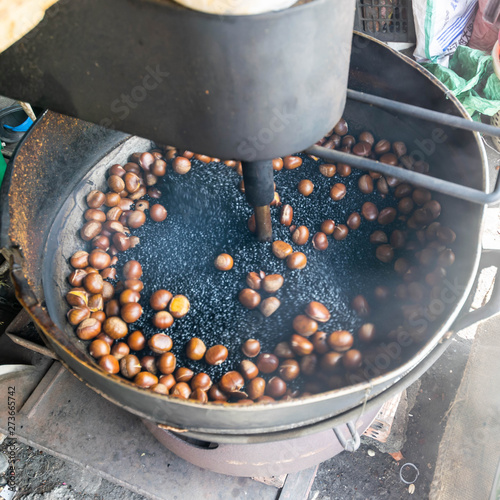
[
  {"left": 422, "top": 45, "right": 500, "bottom": 121},
  {"left": 0, "top": 142, "right": 6, "bottom": 188}
]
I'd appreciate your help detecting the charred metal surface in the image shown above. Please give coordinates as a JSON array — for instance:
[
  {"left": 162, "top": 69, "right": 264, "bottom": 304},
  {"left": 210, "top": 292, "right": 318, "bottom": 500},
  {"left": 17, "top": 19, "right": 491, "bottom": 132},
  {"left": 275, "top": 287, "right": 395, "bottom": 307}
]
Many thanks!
[
  {"left": 242, "top": 160, "right": 275, "bottom": 241},
  {"left": 349, "top": 34, "right": 462, "bottom": 115},
  {"left": 5, "top": 247, "right": 88, "bottom": 363},
  {"left": 242, "top": 161, "right": 275, "bottom": 208},
  {"left": 5, "top": 309, "right": 56, "bottom": 359},
  {"left": 5, "top": 333, "right": 57, "bottom": 359},
  {"left": 4, "top": 308, "right": 32, "bottom": 336},
  {"left": 0, "top": 362, "right": 282, "bottom": 498},
  {"left": 0, "top": 112, "right": 128, "bottom": 296}
]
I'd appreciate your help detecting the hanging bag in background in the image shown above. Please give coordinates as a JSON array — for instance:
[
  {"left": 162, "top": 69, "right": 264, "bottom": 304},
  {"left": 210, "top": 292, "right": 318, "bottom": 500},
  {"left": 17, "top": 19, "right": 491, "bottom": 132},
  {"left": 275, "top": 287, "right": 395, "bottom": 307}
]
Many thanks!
[
  {"left": 469, "top": 0, "right": 499, "bottom": 51},
  {"left": 413, "top": 0, "right": 479, "bottom": 65}
]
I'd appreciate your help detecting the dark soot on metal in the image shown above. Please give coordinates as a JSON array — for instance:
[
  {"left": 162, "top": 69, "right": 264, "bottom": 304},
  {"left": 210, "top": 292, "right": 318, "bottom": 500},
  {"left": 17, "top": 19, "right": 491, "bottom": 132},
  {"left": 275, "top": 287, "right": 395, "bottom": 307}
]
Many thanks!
[{"left": 117, "top": 155, "right": 405, "bottom": 380}]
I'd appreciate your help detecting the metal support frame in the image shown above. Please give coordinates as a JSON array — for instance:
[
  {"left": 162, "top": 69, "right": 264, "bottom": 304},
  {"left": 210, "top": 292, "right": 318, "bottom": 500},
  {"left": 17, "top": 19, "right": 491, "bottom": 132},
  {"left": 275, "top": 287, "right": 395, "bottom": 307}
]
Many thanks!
[
  {"left": 306, "top": 89, "right": 500, "bottom": 206},
  {"left": 307, "top": 145, "right": 500, "bottom": 205},
  {"left": 347, "top": 89, "right": 500, "bottom": 138},
  {"left": 332, "top": 421, "right": 361, "bottom": 452}
]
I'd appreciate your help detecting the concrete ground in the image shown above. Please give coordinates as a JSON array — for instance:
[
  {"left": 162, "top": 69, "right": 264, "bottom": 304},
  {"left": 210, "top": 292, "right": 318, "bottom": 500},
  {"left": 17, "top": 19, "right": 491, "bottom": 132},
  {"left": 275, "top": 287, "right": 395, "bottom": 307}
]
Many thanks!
[
  {"left": 310, "top": 333, "right": 473, "bottom": 499},
  {"left": 1, "top": 102, "right": 499, "bottom": 499}
]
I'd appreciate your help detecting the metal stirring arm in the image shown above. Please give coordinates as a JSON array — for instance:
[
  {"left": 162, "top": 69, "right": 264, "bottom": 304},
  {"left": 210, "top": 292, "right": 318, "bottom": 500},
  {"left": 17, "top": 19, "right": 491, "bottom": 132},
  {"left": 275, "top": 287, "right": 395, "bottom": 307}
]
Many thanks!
[
  {"left": 307, "top": 89, "right": 500, "bottom": 206},
  {"left": 346, "top": 89, "right": 500, "bottom": 140},
  {"left": 307, "top": 145, "right": 500, "bottom": 206}
]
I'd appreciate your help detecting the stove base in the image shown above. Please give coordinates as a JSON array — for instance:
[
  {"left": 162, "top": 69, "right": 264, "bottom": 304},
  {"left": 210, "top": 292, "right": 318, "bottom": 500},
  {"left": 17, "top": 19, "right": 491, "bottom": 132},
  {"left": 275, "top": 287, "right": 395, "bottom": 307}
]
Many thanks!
[
  {"left": 143, "top": 404, "right": 379, "bottom": 477},
  {"left": 0, "top": 360, "right": 317, "bottom": 499}
]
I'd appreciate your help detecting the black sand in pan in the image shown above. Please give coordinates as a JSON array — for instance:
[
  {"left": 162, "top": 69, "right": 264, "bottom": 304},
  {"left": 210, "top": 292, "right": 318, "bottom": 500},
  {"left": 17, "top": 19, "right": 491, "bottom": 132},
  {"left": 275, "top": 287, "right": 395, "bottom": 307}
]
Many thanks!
[{"left": 116, "top": 154, "right": 406, "bottom": 382}]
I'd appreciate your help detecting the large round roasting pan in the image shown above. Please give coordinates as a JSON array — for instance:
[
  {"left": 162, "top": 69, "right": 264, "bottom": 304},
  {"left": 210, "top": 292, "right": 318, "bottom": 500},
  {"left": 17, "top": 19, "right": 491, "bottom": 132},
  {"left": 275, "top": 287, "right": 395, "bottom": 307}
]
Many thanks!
[{"left": 2, "top": 34, "right": 499, "bottom": 441}]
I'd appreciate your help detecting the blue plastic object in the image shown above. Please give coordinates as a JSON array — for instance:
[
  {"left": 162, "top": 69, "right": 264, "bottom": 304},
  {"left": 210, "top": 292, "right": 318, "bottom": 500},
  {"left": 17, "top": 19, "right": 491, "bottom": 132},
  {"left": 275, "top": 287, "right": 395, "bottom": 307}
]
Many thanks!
[{"left": 3, "top": 116, "right": 33, "bottom": 132}]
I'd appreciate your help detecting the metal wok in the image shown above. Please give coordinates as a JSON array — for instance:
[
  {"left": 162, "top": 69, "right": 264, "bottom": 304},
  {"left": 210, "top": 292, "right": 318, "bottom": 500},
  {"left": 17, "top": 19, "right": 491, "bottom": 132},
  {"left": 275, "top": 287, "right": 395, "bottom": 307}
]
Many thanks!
[{"left": 1, "top": 34, "right": 499, "bottom": 440}]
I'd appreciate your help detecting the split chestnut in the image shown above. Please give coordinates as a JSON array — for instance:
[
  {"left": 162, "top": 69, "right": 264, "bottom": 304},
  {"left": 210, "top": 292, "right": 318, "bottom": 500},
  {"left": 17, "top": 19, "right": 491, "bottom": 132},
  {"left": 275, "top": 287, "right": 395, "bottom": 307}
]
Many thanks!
[
  {"left": 292, "top": 226, "right": 309, "bottom": 246},
  {"left": 330, "top": 183, "right": 347, "bottom": 201},
  {"left": 219, "top": 371, "right": 245, "bottom": 393},
  {"left": 169, "top": 295, "right": 190, "bottom": 318},
  {"left": 305, "top": 301, "right": 331, "bottom": 323},
  {"left": 272, "top": 240, "right": 293, "bottom": 260}
]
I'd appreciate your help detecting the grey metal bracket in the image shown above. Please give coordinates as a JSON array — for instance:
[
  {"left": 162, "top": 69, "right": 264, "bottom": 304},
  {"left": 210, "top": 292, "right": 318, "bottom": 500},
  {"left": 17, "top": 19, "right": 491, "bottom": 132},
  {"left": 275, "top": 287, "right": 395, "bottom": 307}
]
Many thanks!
[
  {"left": 332, "top": 421, "right": 361, "bottom": 452},
  {"left": 307, "top": 145, "right": 500, "bottom": 206}
]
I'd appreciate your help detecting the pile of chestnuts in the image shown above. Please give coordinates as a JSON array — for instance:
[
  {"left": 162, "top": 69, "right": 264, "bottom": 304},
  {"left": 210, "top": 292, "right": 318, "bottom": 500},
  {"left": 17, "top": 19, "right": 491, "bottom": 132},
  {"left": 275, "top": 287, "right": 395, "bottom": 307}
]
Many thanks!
[{"left": 65, "top": 118, "right": 457, "bottom": 404}]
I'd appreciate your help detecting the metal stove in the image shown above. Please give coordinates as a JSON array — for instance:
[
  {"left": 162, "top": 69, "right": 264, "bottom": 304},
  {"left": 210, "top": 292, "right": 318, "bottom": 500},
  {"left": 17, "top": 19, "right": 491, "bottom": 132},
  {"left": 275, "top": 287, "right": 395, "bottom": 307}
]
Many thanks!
[
  {"left": 1, "top": 1, "right": 500, "bottom": 494},
  {"left": 0, "top": 309, "right": 386, "bottom": 499}
]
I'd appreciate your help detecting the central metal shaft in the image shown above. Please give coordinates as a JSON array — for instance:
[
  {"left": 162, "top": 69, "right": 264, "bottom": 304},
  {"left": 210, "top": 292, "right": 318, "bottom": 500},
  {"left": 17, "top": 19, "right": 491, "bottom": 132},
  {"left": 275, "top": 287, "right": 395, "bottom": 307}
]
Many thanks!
[{"left": 241, "top": 160, "right": 274, "bottom": 242}]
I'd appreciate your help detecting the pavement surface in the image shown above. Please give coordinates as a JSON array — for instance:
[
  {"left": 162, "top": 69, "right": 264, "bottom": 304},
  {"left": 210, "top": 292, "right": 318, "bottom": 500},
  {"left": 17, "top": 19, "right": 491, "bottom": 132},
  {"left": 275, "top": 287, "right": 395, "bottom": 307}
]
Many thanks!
[
  {"left": 310, "top": 335, "right": 473, "bottom": 499},
  {"left": 0, "top": 100, "right": 499, "bottom": 499}
]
